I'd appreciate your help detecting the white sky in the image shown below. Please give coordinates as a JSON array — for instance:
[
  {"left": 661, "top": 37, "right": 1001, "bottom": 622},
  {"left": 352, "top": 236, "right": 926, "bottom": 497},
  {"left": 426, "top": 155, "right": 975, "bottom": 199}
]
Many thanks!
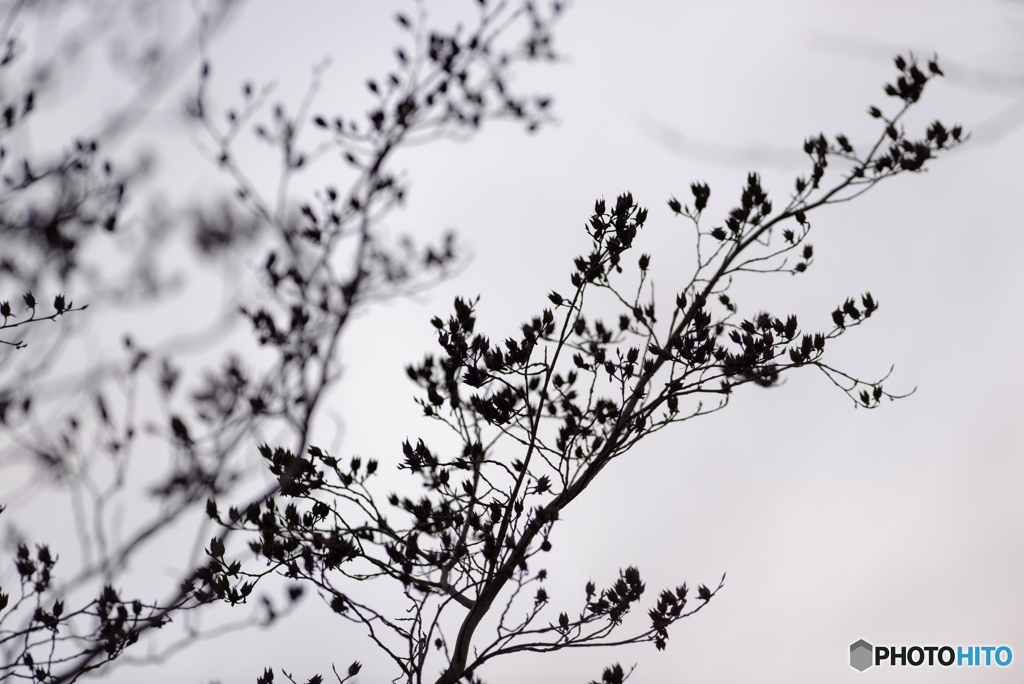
[{"left": 3, "top": 1, "right": 1023, "bottom": 683}]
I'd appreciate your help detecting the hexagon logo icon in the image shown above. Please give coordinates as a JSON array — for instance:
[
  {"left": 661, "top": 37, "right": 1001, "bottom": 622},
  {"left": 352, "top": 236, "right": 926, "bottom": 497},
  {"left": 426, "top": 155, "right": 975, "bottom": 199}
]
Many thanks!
[{"left": 850, "top": 639, "right": 873, "bottom": 671}]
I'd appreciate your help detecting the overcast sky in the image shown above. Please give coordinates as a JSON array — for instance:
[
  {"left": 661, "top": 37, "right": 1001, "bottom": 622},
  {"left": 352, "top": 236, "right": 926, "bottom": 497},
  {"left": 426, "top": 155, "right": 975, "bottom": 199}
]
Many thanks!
[{"left": 4, "top": 1, "right": 1024, "bottom": 683}]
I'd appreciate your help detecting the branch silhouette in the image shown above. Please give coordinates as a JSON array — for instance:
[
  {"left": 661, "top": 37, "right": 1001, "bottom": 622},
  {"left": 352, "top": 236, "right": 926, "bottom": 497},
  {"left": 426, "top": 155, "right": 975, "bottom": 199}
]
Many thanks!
[
  {"left": 0, "top": 4, "right": 964, "bottom": 683},
  {"left": 205, "top": 52, "right": 959, "bottom": 684}
]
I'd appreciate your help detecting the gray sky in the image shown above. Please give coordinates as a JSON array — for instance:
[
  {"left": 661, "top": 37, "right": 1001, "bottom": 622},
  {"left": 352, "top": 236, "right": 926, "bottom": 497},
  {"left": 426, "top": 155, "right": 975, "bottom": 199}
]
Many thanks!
[{"left": 3, "top": 1, "right": 1023, "bottom": 682}]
